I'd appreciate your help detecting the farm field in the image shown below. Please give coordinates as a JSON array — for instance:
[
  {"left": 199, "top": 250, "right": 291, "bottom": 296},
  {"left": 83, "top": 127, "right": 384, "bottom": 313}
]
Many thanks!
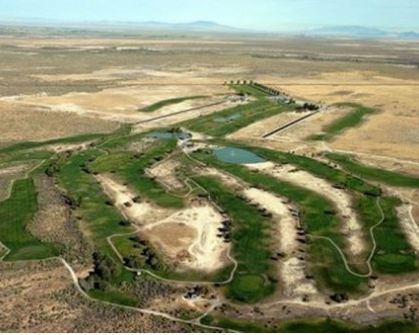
[{"left": 0, "top": 27, "right": 419, "bottom": 333}]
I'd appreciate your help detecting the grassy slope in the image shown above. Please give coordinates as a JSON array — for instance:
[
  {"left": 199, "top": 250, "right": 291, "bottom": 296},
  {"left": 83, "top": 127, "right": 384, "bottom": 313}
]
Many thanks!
[
  {"left": 308, "top": 103, "right": 377, "bottom": 141},
  {"left": 222, "top": 142, "right": 417, "bottom": 274},
  {"left": 57, "top": 149, "right": 134, "bottom": 282},
  {"left": 180, "top": 99, "right": 294, "bottom": 137},
  {"left": 193, "top": 151, "right": 366, "bottom": 292},
  {"left": 326, "top": 153, "right": 419, "bottom": 188},
  {"left": 90, "top": 139, "right": 183, "bottom": 208},
  {"left": 192, "top": 175, "right": 276, "bottom": 303},
  {"left": 0, "top": 178, "right": 59, "bottom": 260},
  {"left": 140, "top": 95, "right": 206, "bottom": 112}
]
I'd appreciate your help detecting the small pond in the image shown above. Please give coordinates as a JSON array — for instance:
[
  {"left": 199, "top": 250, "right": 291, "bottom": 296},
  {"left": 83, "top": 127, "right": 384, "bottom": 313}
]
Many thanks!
[
  {"left": 147, "top": 131, "right": 191, "bottom": 140},
  {"left": 213, "top": 147, "right": 266, "bottom": 164},
  {"left": 213, "top": 113, "right": 242, "bottom": 123}
]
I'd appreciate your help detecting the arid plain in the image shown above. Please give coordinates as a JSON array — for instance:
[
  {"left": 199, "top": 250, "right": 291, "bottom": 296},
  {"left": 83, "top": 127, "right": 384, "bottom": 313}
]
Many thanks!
[{"left": 1, "top": 29, "right": 419, "bottom": 332}]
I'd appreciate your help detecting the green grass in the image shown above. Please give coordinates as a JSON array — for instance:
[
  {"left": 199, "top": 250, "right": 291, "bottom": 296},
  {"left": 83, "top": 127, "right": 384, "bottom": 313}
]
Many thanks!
[
  {"left": 192, "top": 175, "right": 276, "bottom": 303},
  {"left": 193, "top": 150, "right": 367, "bottom": 292},
  {"left": 308, "top": 103, "right": 377, "bottom": 141},
  {"left": 325, "top": 152, "right": 419, "bottom": 188},
  {"left": 198, "top": 142, "right": 418, "bottom": 277},
  {"left": 238, "top": 143, "right": 381, "bottom": 196},
  {"left": 370, "top": 197, "right": 417, "bottom": 273},
  {"left": 0, "top": 178, "right": 59, "bottom": 261},
  {"left": 57, "top": 150, "right": 134, "bottom": 283},
  {"left": 180, "top": 100, "right": 294, "bottom": 137},
  {"left": 90, "top": 140, "right": 183, "bottom": 208},
  {"left": 140, "top": 95, "right": 206, "bottom": 112}
]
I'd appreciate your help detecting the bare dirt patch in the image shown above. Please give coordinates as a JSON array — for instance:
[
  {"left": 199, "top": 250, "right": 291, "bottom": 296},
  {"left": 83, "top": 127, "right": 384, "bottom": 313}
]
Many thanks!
[
  {"left": 396, "top": 202, "right": 419, "bottom": 252},
  {"left": 96, "top": 174, "right": 170, "bottom": 226},
  {"left": 270, "top": 71, "right": 419, "bottom": 162},
  {"left": 143, "top": 203, "right": 229, "bottom": 273},
  {"left": 0, "top": 101, "right": 117, "bottom": 144},
  {"left": 148, "top": 159, "right": 185, "bottom": 191},
  {"left": 0, "top": 260, "right": 193, "bottom": 332},
  {"left": 0, "top": 163, "right": 32, "bottom": 201}
]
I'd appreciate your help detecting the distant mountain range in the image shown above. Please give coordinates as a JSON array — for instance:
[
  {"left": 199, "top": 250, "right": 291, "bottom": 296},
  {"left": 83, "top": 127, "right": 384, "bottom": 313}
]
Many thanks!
[
  {"left": 130, "top": 20, "right": 243, "bottom": 33},
  {"left": 304, "top": 25, "right": 419, "bottom": 39},
  {"left": 1, "top": 18, "right": 419, "bottom": 39}
]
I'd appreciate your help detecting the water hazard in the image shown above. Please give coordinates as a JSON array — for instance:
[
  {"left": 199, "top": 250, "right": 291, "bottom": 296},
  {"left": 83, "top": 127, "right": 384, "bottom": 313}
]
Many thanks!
[{"left": 213, "top": 147, "right": 266, "bottom": 164}]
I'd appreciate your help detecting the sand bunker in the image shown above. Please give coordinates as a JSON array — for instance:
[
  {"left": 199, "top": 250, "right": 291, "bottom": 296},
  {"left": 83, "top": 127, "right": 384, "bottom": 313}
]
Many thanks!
[
  {"left": 246, "top": 161, "right": 366, "bottom": 258},
  {"left": 243, "top": 188, "right": 318, "bottom": 298},
  {"left": 143, "top": 204, "right": 229, "bottom": 272},
  {"left": 396, "top": 204, "right": 419, "bottom": 252},
  {"left": 96, "top": 174, "right": 168, "bottom": 225},
  {"left": 147, "top": 159, "right": 185, "bottom": 191}
]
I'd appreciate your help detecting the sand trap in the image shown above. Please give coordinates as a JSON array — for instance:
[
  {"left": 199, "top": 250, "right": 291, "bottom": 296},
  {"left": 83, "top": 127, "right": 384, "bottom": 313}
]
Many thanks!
[
  {"left": 246, "top": 161, "right": 366, "bottom": 258},
  {"left": 96, "top": 174, "right": 168, "bottom": 225},
  {"left": 144, "top": 204, "right": 229, "bottom": 272},
  {"left": 396, "top": 204, "right": 419, "bottom": 252},
  {"left": 243, "top": 188, "right": 318, "bottom": 298},
  {"left": 148, "top": 159, "right": 185, "bottom": 191}
]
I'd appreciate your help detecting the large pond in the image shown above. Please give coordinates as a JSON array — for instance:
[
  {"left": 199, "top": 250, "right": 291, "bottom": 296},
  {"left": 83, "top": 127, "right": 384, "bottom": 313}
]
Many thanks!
[
  {"left": 147, "top": 131, "right": 191, "bottom": 140},
  {"left": 213, "top": 147, "right": 266, "bottom": 164},
  {"left": 213, "top": 113, "right": 242, "bottom": 123}
]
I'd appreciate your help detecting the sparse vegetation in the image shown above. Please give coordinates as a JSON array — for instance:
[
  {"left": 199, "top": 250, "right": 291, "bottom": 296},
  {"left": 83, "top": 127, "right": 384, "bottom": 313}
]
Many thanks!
[
  {"left": 140, "top": 95, "right": 206, "bottom": 112},
  {"left": 308, "top": 103, "right": 377, "bottom": 141}
]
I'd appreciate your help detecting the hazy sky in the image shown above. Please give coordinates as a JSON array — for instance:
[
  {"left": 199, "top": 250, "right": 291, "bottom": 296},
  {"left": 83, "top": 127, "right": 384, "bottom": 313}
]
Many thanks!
[{"left": 1, "top": 0, "right": 419, "bottom": 31}]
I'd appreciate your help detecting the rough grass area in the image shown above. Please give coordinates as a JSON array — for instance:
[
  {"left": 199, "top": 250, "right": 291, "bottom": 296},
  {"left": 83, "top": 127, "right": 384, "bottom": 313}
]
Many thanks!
[
  {"left": 0, "top": 178, "right": 59, "bottom": 260},
  {"left": 57, "top": 150, "right": 134, "bottom": 282},
  {"left": 325, "top": 153, "right": 419, "bottom": 188},
  {"left": 90, "top": 139, "right": 183, "bottom": 208},
  {"left": 229, "top": 84, "right": 269, "bottom": 98},
  {"left": 192, "top": 175, "right": 276, "bottom": 303},
  {"left": 201, "top": 315, "right": 419, "bottom": 333},
  {"left": 140, "top": 95, "right": 206, "bottom": 112},
  {"left": 308, "top": 103, "right": 377, "bottom": 141},
  {"left": 180, "top": 100, "right": 294, "bottom": 137}
]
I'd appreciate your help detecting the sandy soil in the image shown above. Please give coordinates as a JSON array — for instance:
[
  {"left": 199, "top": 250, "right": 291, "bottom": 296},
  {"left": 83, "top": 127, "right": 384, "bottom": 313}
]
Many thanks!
[
  {"left": 96, "top": 174, "right": 169, "bottom": 225},
  {"left": 133, "top": 99, "right": 241, "bottom": 132},
  {"left": 143, "top": 203, "right": 229, "bottom": 273},
  {"left": 244, "top": 188, "right": 318, "bottom": 298},
  {"left": 269, "top": 71, "right": 419, "bottom": 162},
  {"left": 396, "top": 204, "right": 419, "bottom": 252},
  {"left": 2, "top": 83, "right": 229, "bottom": 122},
  {"left": 229, "top": 106, "right": 350, "bottom": 145},
  {"left": 0, "top": 163, "right": 32, "bottom": 201},
  {"left": 148, "top": 159, "right": 185, "bottom": 191},
  {"left": 96, "top": 174, "right": 229, "bottom": 273},
  {"left": 0, "top": 260, "right": 191, "bottom": 332},
  {"left": 0, "top": 101, "right": 117, "bottom": 143},
  {"left": 245, "top": 161, "right": 366, "bottom": 259},
  {"left": 198, "top": 166, "right": 318, "bottom": 297}
]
